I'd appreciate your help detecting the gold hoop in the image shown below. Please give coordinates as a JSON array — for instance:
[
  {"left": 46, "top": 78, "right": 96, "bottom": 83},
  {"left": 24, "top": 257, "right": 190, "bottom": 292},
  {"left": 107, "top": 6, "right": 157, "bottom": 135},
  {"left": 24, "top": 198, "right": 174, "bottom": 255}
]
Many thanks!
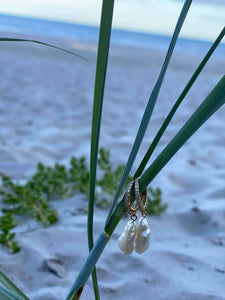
[
  {"left": 134, "top": 178, "right": 148, "bottom": 218},
  {"left": 125, "top": 180, "right": 138, "bottom": 218}
]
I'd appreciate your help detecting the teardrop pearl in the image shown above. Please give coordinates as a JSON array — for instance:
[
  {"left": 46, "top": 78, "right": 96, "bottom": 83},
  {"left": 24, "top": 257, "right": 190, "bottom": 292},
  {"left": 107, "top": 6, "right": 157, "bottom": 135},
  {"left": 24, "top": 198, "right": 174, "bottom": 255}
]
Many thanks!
[
  {"left": 135, "top": 217, "right": 150, "bottom": 254},
  {"left": 118, "top": 221, "right": 137, "bottom": 255}
]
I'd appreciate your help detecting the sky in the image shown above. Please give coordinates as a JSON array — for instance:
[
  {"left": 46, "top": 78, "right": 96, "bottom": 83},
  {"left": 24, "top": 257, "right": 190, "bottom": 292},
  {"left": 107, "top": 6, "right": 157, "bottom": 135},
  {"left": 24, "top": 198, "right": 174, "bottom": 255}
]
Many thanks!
[{"left": 0, "top": 0, "right": 224, "bottom": 42}]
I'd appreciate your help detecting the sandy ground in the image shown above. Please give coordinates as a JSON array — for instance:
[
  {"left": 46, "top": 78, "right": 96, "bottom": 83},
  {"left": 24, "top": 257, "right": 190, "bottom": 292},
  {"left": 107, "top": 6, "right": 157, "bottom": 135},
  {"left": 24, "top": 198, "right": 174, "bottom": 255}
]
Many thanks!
[{"left": 0, "top": 32, "right": 225, "bottom": 300}]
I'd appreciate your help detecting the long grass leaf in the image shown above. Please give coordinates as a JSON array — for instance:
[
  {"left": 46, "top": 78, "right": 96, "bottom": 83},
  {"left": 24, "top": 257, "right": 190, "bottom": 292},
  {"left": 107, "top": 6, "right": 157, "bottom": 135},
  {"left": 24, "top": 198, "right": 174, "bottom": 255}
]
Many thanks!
[
  {"left": 105, "top": 0, "right": 193, "bottom": 225},
  {"left": 87, "top": 0, "right": 114, "bottom": 299},
  {"left": 0, "top": 271, "right": 29, "bottom": 300},
  {"left": 106, "top": 75, "right": 225, "bottom": 232},
  {"left": 0, "top": 38, "right": 86, "bottom": 60},
  {"left": 138, "top": 74, "right": 225, "bottom": 192},
  {"left": 65, "top": 232, "right": 110, "bottom": 300},
  {"left": 135, "top": 26, "right": 225, "bottom": 176},
  {"left": 0, "top": 284, "right": 27, "bottom": 300}
]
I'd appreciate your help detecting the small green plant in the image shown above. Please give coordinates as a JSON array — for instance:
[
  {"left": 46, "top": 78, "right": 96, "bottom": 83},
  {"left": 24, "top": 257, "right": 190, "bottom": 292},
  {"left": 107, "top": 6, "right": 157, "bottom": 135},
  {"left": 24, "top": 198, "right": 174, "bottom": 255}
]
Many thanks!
[
  {"left": 146, "top": 187, "right": 167, "bottom": 216},
  {"left": 69, "top": 157, "right": 90, "bottom": 195},
  {"left": 0, "top": 175, "right": 58, "bottom": 227},
  {"left": 96, "top": 149, "right": 166, "bottom": 213},
  {"left": 0, "top": 149, "right": 165, "bottom": 253},
  {"left": 30, "top": 163, "right": 71, "bottom": 200},
  {"left": 97, "top": 148, "right": 132, "bottom": 195},
  {"left": 0, "top": 157, "right": 88, "bottom": 253},
  {"left": 95, "top": 148, "right": 132, "bottom": 208},
  {"left": 0, "top": 213, "right": 20, "bottom": 254}
]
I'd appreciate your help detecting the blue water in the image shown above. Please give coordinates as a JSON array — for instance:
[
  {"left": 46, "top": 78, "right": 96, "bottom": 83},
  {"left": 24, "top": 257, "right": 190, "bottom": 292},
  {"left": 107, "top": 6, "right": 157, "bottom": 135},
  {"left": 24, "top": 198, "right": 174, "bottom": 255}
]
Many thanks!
[{"left": 0, "top": 13, "right": 224, "bottom": 56}]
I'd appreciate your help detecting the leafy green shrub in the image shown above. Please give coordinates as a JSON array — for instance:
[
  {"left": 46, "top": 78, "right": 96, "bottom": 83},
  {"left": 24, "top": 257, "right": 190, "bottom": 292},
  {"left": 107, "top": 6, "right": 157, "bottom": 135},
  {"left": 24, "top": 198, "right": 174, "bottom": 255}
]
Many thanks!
[
  {"left": 146, "top": 187, "right": 167, "bottom": 216},
  {"left": 95, "top": 148, "right": 132, "bottom": 208},
  {"left": 0, "top": 213, "right": 20, "bottom": 254},
  {"left": 69, "top": 157, "right": 90, "bottom": 195},
  {"left": 0, "top": 175, "right": 58, "bottom": 227},
  {"left": 0, "top": 148, "right": 165, "bottom": 253}
]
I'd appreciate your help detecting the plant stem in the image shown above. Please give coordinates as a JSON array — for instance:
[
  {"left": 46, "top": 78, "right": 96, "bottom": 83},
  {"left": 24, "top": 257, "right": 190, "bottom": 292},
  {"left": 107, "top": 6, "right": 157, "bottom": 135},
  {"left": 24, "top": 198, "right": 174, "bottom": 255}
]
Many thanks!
[
  {"left": 65, "top": 232, "right": 110, "bottom": 300},
  {"left": 88, "top": 0, "right": 115, "bottom": 299},
  {"left": 0, "top": 38, "right": 86, "bottom": 60}
]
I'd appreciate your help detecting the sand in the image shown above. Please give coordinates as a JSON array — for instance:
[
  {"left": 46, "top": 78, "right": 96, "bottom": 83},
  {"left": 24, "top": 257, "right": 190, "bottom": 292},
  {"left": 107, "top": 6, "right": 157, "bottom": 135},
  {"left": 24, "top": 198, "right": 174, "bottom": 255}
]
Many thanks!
[{"left": 0, "top": 32, "right": 225, "bottom": 300}]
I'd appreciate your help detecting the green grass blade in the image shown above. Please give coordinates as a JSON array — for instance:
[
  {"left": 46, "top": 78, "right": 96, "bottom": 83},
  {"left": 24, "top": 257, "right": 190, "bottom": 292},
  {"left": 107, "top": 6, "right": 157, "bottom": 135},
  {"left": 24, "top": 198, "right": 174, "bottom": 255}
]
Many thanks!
[
  {"left": 87, "top": 0, "right": 114, "bottom": 299},
  {"left": 0, "top": 271, "right": 29, "bottom": 300},
  {"left": 139, "top": 74, "right": 225, "bottom": 192},
  {"left": 0, "top": 38, "right": 86, "bottom": 60},
  {"left": 105, "top": 0, "right": 193, "bottom": 224},
  {"left": 0, "top": 284, "right": 27, "bottom": 300},
  {"left": 135, "top": 26, "right": 225, "bottom": 176},
  {"left": 65, "top": 232, "right": 110, "bottom": 300},
  {"left": 106, "top": 74, "right": 225, "bottom": 233}
]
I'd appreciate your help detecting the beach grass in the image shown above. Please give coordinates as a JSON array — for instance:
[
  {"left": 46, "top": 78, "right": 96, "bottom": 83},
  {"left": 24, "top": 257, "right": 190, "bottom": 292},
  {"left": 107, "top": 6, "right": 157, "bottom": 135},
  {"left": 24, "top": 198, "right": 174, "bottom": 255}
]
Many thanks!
[{"left": 0, "top": 0, "right": 225, "bottom": 299}]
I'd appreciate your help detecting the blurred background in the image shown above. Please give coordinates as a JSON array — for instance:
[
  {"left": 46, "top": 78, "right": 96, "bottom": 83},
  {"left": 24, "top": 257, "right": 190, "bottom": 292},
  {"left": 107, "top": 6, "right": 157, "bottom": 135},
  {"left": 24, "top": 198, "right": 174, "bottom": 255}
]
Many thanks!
[{"left": 0, "top": 0, "right": 224, "bottom": 43}]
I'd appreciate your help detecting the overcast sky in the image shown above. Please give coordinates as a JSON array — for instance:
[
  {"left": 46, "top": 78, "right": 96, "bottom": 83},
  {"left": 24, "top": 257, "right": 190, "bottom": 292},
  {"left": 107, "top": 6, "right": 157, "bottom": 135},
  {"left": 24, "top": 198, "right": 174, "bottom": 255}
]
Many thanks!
[{"left": 0, "top": 0, "right": 224, "bottom": 41}]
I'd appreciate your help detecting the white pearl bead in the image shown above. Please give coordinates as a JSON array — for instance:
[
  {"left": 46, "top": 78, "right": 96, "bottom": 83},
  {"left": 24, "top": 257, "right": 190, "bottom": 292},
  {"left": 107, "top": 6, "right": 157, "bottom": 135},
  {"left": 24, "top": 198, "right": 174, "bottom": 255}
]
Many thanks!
[
  {"left": 118, "top": 220, "right": 137, "bottom": 255},
  {"left": 135, "top": 217, "right": 150, "bottom": 254}
]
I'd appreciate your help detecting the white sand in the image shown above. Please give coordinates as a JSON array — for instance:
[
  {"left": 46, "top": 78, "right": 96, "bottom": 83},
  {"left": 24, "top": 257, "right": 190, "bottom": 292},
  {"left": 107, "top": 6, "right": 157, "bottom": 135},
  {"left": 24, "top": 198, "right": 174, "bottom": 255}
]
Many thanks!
[{"left": 0, "top": 32, "right": 225, "bottom": 299}]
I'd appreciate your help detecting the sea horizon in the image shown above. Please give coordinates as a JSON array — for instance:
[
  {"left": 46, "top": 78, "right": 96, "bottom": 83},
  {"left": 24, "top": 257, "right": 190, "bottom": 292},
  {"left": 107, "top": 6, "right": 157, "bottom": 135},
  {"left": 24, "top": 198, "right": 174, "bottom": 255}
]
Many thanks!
[
  {"left": 0, "top": 12, "right": 225, "bottom": 57},
  {"left": 0, "top": 0, "right": 224, "bottom": 42}
]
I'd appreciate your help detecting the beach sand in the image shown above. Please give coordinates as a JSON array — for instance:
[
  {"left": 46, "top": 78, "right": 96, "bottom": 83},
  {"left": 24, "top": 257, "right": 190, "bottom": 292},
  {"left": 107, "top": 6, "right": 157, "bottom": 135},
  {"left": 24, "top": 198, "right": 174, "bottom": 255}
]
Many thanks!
[{"left": 0, "top": 32, "right": 225, "bottom": 299}]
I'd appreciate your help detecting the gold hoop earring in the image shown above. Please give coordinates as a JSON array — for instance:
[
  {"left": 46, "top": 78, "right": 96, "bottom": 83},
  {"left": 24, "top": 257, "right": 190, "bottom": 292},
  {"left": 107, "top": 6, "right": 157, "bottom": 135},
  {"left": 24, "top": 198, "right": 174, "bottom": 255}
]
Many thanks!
[
  {"left": 118, "top": 179, "right": 138, "bottom": 255},
  {"left": 134, "top": 178, "right": 147, "bottom": 218},
  {"left": 125, "top": 179, "right": 138, "bottom": 221},
  {"left": 134, "top": 178, "right": 151, "bottom": 254}
]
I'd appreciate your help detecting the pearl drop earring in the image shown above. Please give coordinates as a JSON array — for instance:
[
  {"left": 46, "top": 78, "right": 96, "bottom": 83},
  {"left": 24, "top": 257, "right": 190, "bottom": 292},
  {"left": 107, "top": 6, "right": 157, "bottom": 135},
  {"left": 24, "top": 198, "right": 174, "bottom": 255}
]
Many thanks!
[{"left": 118, "top": 178, "right": 150, "bottom": 255}]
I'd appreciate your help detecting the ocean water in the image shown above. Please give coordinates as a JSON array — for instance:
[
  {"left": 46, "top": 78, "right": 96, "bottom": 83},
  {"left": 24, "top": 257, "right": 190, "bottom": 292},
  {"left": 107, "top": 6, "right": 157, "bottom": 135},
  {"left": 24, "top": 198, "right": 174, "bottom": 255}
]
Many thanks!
[{"left": 0, "top": 13, "right": 224, "bottom": 57}]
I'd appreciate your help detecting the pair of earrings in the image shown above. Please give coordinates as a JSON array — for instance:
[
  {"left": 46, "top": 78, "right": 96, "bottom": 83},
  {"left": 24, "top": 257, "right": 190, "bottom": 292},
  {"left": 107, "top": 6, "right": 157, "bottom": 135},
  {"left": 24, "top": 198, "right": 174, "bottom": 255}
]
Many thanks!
[{"left": 118, "top": 178, "right": 151, "bottom": 255}]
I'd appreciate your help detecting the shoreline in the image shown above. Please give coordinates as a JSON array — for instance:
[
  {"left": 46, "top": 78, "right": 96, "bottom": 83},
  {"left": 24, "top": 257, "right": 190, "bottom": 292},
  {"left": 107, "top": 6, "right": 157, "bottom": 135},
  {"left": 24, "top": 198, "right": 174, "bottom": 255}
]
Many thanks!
[
  {"left": 0, "top": 0, "right": 225, "bottom": 43},
  {"left": 1, "top": 13, "right": 225, "bottom": 57}
]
